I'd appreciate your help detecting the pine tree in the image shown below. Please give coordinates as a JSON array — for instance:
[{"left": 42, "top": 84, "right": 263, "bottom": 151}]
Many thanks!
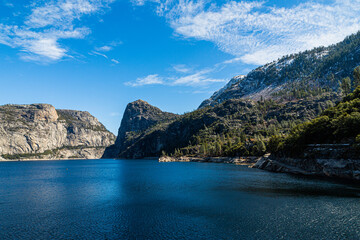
[
  {"left": 317, "top": 103, "right": 322, "bottom": 114},
  {"left": 340, "top": 77, "right": 352, "bottom": 96},
  {"left": 353, "top": 66, "right": 360, "bottom": 89},
  {"left": 215, "top": 142, "right": 222, "bottom": 155},
  {"left": 240, "top": 132, "right": 246, "bottom": 142},
  {"left": 257, "top": 140, "right": 266, "bottom": 154},
  {"left": 200, "top": 144, "right": 207, "bottom": 156},
  {"left": 227, "top": 138, "right": 232, "bottom": 149}
]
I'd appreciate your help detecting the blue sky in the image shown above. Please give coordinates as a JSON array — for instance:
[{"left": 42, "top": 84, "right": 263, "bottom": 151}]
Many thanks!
[{"left": 0, "top": 0, "right": 360, "bottom": 134}]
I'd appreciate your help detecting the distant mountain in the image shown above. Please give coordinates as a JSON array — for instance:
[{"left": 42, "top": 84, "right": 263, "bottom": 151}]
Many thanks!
[
  {"left": 0, "top": 104, "right": 115, "bottom": 160},
  {"left": 102, "top": 100, "right": 178, "bottom": 159},
  {"left": 200, "top": 31, "right": 360, "bottom": 108}
]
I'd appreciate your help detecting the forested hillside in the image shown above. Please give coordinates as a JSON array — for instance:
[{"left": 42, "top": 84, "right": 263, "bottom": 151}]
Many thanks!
[
  {"left": 273, "top": 72, "right": 360, "bottom": 159},
  {"left": 200, "top": 31, "right": 360, "bottom": 107}
]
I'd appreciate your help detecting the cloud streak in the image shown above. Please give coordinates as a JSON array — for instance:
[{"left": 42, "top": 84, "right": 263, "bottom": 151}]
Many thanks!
[
  {"left": 125, "top": 74, "right": 165, "bottom": 87},
  {"left": 3, "top": 0, "right": 360, "bottom": 67},
  {"left": 125, "top": 68, "right": 225, "bottom": 87},
  {"left": 0, "top": 0, "right": 113, "bottom": 62},
  {"left": 149, "top": 0, "right": 360, "bottom": 65},
  {"left": 171, "top": 69, "right": 225, "bottom": 86}
]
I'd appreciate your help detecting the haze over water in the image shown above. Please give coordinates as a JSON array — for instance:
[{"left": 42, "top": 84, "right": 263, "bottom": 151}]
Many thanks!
[{"left": 0, "top": 159, "right": 359, "bottom": 239}]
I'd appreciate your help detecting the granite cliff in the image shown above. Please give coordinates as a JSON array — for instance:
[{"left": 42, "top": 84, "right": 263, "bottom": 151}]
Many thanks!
[
  {"left": 0, "top": 104, "right": 115, "bottom": 160},
  {"left": 102, "top": 100, "right": 177, "bottom": 158}
]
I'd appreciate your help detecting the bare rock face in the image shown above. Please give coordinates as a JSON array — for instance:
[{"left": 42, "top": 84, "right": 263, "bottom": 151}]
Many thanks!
[
  {"left": 0, "top": 104, "right": 115, "bottom": 160},
  {"left": 117, "top": 100, "right": 175, "bottom": 140},
  {"left": 102, "top": 100, "right": 177, "bottom": 158}
]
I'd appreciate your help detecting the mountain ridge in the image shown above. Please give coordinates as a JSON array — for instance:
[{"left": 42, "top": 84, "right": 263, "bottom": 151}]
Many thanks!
[
  {"left": 200, "top": 31, "right": 360, "bottom": 108},
  {"left": 0, "top": 103, "right": 115, "bottom": 160}
]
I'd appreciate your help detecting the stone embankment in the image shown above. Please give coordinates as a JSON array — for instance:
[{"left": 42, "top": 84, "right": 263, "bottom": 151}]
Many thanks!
[
  {"left": 253, "top": 153, "right": 360, "bottom": 181},
  {"left": 159, "top": 156, "right": 260, "bottom": 165}
]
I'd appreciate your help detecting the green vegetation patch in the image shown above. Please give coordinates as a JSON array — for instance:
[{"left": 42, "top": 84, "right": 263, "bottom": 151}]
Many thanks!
[{"left": 2, "top": 150, "right": 54, "bottom": 159}]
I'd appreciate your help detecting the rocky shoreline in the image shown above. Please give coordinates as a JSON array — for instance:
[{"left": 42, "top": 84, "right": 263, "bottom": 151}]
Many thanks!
[
  {"left": 159, "top": 154, "right": 360, "bottom": 182},
  {"left": 159, "top": 156, "right": 260, "bottom": 165},
  {"left": 253, "top": 155, "right": 360, "bottom": 181}
]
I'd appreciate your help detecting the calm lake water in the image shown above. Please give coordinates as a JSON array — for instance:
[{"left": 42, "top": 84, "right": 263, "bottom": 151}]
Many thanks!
[{"left": 0, "top": 159, "right": 359, "bottom": 239}]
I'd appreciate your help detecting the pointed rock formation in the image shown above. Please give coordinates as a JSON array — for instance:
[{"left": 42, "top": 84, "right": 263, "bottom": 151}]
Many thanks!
[{"left": 102, "top": 100, "right": 177, "bottom": 159}]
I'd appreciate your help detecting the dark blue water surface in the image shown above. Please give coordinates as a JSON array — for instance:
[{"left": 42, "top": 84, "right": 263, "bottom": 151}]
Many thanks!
[{"left": 0, "top": 159, "right": 359, "bottom": 239}]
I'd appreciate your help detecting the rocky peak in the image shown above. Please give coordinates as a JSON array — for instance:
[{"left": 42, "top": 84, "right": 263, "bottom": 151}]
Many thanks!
[
  {"left": 117, "top": 99, "right": 176, "bottom": 138},
  {"left": 1, "top": 103, "right": 58, "bottom": 123},
  {"left": 57, "top": 109, "right": 107, "bottom": 131},
  {"left": 103, "top": 99, "right": 178, "bottom": 158},
  {"left": 199, "top": 75, "right": 246, "bottom": 108}
]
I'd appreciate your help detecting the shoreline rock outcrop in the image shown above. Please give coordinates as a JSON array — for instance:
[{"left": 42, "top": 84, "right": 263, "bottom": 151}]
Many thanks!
[{"left": 253, "top": 154, "right": 360, "bottom": 181}]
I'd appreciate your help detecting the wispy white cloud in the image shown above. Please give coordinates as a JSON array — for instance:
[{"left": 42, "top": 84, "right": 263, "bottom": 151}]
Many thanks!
[
  {"left": 90, "top": 50, "right": 109, "bottom": 58},
  {"left": 221, "top": 57, "right": 242, "bottom": 65},
  {"left": 126, "top": 68, "right": 225, "bottom": 87},
  {"left": 139, "top": 0, "right": 360, "bottom": 65},
  {"left": 91, "top": 40, "right": 122, "bottom": 64},
  {"left": 95, "top": 40, "right": 122, "bottom": 52},
  {"left": 111, "top": 58, "right": 119, "bottom": 64},
  {"left": 4, "top": 2, "right": 14, "bottom": 8},
  {"left": 24, "top": 0, "right": 107, "bottom": 28},
  {"left": 171, "top": 69, "right": 225, "bottom": 86},
  {"left": 96, "top": 45, "right": 112, "bottom": 52},
  {"left": 125, "top": 74, "right": 165, "bottom": 87},
  {"left": 0, "top": 0, "right": 113, "bottom": 62},
  {"left": 172, "top": 64, "right": 192, "bottom": 73},
  {"left": 131, "top": 0, "right": 160, "bottom": 7}
]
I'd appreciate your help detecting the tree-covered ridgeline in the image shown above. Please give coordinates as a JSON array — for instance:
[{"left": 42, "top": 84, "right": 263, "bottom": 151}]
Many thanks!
[
  {"left": 165, "top": 66, "right": 360, "bottom": 158},
  {"left": 269, "top": 66, "right": 360, "bottom": 157}
]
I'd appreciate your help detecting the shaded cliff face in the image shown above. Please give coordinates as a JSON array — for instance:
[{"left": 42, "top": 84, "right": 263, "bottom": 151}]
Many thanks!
[
  {"left": 102, "top": 100, "right": 178, "bottom": 158},
  {"left": 0, "top": 104, "right": 115, "bottom": 160},
  {"left": 116, "top": 100, "right": 177, "bottom": 142},
  {"left": 200, "top": 32, "right": 360, "bottom": 108}
]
